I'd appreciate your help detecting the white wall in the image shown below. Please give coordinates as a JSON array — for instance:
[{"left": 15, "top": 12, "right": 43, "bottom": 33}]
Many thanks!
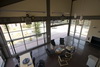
[{"left": 87, "top": 20, "right": 100, "bottom": 42}]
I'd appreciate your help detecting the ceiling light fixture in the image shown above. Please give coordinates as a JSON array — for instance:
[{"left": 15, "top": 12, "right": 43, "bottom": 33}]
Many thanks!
[
  {"left": 61, "top": 14, "right": 65, "bottom": 21},
  {"left": 25, "top": 14, "right": 32, "bottom": 25},
  {"left": 80, "top": 15, "right": 83, "bottom": 20},
  {"left": 74, "top": 13, "right": 77, "bottom": 18}
]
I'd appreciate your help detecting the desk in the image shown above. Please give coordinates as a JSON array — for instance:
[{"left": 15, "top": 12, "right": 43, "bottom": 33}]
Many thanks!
[{"left": 20, "top": 53, "right": 34, "bottom": 67}]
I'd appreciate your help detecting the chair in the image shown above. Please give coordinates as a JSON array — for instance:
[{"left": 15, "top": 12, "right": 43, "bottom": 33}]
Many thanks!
[
  {"left": 38, "top": 60, "right": 45, "bottom": 67},
  {"left": 58, "top": 54, "right": 68, "bottom": 66},
  {"left": 32, "top": 57, "right": 35, "bottom": 67},
  {"left": 65, "top": 52, "right": 72, "bottom": 60},
  {"left": 86, "top": 55, "right": 98, "bottom": 67},
  {"left": 58, "top": 51, "right": 72, "bottom": 66},
  {"left": 51, "top": 39, "right": 56, "bottom": 46},
  {"left": 67, "top": 46, "right": 75, "bottom": 54},
  {"left": 30, "top": 51, "right": 33, "bottom": 58},
  {"left": 46, "top": 48, "right": 55, "bottom": 56},
  {"left": 16, "top": 55, "right": 20, "bottom": 63},
  {"left": 96, "top": 58, "right": 100, "bottom": 67},
  {"left": 60, "top": 38, "right": 64, "bottom": 45},
  {"left": 15, "top": 64, "right": 19, "bottom": 67}
]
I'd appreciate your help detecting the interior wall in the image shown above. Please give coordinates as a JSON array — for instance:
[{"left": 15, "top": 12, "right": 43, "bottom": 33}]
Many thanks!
[
  {"left": 0, "top": 0, "right": 100, "bottom": 17},
  {"left": 87, "top": 20, "right": 100, "bottom": 42},
  {"left": 0, "top": 0, "right": 71, "bottom": 17},
  {"left": 0, "top": 0, "right": 46, "bottom": 17},
  {"left": 72, "top": 0, "right": 100, "bottom": 16},
  {"left": 50, "top": 0, "right": 71, "bottom": 16}
]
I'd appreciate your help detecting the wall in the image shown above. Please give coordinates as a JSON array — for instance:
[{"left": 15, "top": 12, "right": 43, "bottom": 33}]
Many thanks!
[
  {"left": 0, "top": 0, "right": 71, "bottom": 17},
  {"left": 87, "top": 20, "right": 100, "bottom": 42},
  {"left": 72, "top": 0, "right": 100, "bottom": 16},
  {"left": 0, "top": 0, "right": 100, "bottom": 17}
]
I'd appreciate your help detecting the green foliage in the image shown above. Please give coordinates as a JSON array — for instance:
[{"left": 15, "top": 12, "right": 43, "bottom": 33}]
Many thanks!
[
  {"left": 2, "top": 25, "right": 7, "bottom": 31},
  {"left": 34, "top": 22, "right": 42, "bottom": 37},
  {"left": 26, "top": 24, "right": 32, "bottom": 28},
  {"left": 22, "top": 24, "right": 32, "bottom": 28}
]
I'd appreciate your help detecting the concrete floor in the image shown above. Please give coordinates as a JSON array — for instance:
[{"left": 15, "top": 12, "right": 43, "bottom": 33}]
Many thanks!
[{"left": 5, "top": 37, "right": 100, "bottom": 67}]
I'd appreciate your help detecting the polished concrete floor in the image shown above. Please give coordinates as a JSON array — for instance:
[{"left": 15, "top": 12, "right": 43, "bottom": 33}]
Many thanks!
[{"left": 5, "top": 39, "right": 100, "bottom": 67}]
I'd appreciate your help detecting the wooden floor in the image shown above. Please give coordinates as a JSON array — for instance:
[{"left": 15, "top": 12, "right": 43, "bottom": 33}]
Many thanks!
[{"left": 5, "top": 40, "right": 100, "bottom": 67}]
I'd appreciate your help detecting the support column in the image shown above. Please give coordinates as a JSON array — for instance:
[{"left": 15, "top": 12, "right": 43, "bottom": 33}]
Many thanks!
[
  {"left": 46, "top": 0, "right": 51, "bottom": 48},
  {"left": 0, "top": 27, "right": 11, "bottom": 59},
  {"left": 67, "top": 0, "right": 74, "bottom": 36}
]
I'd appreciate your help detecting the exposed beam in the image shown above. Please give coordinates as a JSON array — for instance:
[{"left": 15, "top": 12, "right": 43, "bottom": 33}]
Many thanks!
[
  {"left": 0, "top": 16, "right": 100, "bottom": 24},
  {"left": 0, "top": 0, "right": 24, "bottom": 7}
]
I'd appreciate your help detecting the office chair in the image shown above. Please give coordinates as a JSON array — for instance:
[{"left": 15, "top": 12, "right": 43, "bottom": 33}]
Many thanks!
[
  {"left": 60, "top": 38, "right": 64, "bottom": 45},
  {"left": 51, "top": 39, "right": 56, "bottom": 46}
]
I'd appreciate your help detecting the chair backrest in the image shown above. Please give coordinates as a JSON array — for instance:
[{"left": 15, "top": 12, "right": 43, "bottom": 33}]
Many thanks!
[
  {"left": 60, "top": 38, "right": 64, "bottom": 45},
  {"left": 86, "top": 55, "right": 98, "bottom": 67},
  {"left": 15, "top": 64, "right": 19, "bottom": 67},
  {"left": 16, "top": 55, "right": 20, "bottom": 63},
  {"left": 96, "top": 59, "right": 100, "bottom": 67},
  {"left": 38, "top": 60, "right": 45, "bottom": 67},
  {"left": 32, "top": 57, "right": 35, "bottom": 66},
  {"left": 30, "top": 51, "right": 32, "bottom": 58},
  {"left": 46, "top": 48, "right": 51, "bottom": 56},
  {"left": 51, "top": 39, "right": 56, "bottom": 46}
]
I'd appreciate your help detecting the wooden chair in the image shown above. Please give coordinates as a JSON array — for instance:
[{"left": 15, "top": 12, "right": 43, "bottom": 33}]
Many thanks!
[
  {"left": 65, "top": 52, "right": 72, "bottom": 61},
  {"left": 58, "top": 54, "right": 68, "bottom": 66},
  {"left": 58, "top": 51, "right": 72, "bottom": 66}
]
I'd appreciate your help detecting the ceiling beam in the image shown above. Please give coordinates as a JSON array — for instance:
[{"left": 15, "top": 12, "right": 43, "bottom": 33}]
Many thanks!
[{"left": 0, "top": 0, "right": 24, "bottom": 8}]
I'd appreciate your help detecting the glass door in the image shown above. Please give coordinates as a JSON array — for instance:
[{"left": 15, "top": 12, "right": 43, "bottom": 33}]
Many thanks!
[
  {"left": 74, "top": 20, "right": 84, "bottom": 39},
  {"left": 70, "top": 19, "right": 91, "bottom": 48},
  {"left": 70, "top": 19, "right": 91, "bottom": 41}
]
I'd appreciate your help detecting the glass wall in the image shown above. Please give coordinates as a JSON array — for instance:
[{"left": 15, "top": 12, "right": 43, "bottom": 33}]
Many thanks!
[
  {"left": 51, "top": 20, "right": 69, "bottom": 26},
  {"left": 70, "top": 19, "right": 91, "bottom": 41},
  {"left": 35, "top": 22, "right": 46, "bottom": 45},
  {"left": 51, "top": 20, "right": 69, "bottom": 45},
  {"left": 0, "top": 21, "right": 46, "bottom": 55}
]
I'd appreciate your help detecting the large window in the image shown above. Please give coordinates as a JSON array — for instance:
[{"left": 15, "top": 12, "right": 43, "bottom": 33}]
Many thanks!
[
  {"left": 51, "top": 20, "right": 69, "bottom": 45},
  {"left": 51, "top": 20, "right": 69, "bottom": 26},
  {"left": 0, "top": 21, "right": 46, "bottom": 55},
  {"left": 70, "top": 20, "right": 91, "bottom": 41},
  {"left": 35, "top": 22, "right": 46, "bottom": 45}
]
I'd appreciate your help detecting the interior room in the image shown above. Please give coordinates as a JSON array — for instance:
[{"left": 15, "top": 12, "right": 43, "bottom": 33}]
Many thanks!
[{"left": 0, "top": 0, "right": 100, "bottom": 67}]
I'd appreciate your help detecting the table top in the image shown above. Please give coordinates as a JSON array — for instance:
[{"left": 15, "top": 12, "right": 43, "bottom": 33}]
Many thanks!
[
  {"left": 20, "top": 53, "right": 34, "bottom": 67},
  {"left": 54, "top": 45, "right": 65, "bottom": 54},
  {"left": 66, "top": 46, "right": 74, "bottom": 51},
  {"left": 54, "top": 45, "right": 75, "bottom": 54}
]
